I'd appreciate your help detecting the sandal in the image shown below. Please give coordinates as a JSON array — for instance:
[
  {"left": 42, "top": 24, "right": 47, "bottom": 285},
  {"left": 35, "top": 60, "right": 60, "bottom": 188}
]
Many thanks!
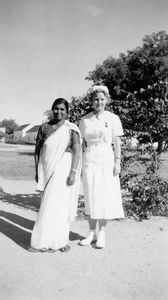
[
  {"left": 39, "top": 248, "right": 48, "bottom": 252},
  {"left": 59, "top": 245, "right": 71, "bottom": 253},
  {"left": 28, "top": 247, "right": 39, "bottom": 252},
  {"left": 48, "top": 248, "right": 57, "bottom": 253}
]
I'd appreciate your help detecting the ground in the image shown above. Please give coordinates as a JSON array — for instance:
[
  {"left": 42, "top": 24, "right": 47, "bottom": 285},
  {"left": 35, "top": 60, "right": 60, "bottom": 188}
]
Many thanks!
[{"left": 0, "top": 144, "right": 168, "bottom": 300}]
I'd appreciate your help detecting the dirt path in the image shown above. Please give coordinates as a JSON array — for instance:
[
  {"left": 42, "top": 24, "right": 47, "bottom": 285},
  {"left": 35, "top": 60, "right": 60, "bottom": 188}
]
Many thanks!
[
  {"left": 1, "top": 176, "right": 168, "bottom": 300},
  {"left": 0, "top": 146, "right": 168, "bottom": 300}
]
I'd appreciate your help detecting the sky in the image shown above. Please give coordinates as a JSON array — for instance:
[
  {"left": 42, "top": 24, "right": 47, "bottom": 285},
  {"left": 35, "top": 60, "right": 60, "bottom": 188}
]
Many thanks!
[{"left": 0, "top": 0, "right": 168, "bottom": 125}]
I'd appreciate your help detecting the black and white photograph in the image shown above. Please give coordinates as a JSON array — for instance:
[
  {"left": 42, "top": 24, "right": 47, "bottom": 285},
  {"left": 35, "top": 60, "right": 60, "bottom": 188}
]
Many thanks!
[{"left": 0, "top": 0, "right": 168, "bottom": 299}]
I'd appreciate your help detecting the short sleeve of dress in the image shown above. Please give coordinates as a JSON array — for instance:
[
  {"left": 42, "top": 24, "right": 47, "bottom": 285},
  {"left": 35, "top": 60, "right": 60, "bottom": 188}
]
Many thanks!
[
  {"left": 71, "top": 130, "right": 80, "bottom": 145},
  {"left": 35, "top": 125, "right": 44, "bottom": 155},
  {"left": 112, "top": 115, "right": 124, "bottom": 140},
  {"left": 79, "top": 118, "right": 85, "bottom": 138}
]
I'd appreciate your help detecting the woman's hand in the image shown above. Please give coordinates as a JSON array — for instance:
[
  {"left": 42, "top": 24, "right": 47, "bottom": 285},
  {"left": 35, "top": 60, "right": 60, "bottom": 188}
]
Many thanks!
[
  {"left": 113, "top": 159, "right": 121, "bottom": 176},
  {"left": 67, "top": 170, "right": 76, "bottom": 186}
]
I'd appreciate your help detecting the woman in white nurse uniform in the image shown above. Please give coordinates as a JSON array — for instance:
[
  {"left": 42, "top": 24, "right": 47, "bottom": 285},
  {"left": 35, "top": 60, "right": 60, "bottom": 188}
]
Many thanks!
[{"left": 79, "top": 85, "right": 124, "bottom": 249}]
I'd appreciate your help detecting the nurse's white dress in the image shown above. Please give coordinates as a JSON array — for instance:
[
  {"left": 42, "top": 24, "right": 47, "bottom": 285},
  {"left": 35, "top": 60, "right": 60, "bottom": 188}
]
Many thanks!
[{"left": 79, "top": 111, "right": 124, "bottom": 220}]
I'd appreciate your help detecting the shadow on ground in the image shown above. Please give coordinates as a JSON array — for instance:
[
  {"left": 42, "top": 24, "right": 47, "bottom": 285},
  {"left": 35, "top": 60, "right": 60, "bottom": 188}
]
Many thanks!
[
  {"left": 18, "top": 152, "right": 34, "bottom": 156},
  {"left": 0, "top": 189, "right": 41, "bottom": 212},
  {"left": 0, "top": 187, "right": 86, "bottom": 219},
  {"left": 0, "top": 210, "right": 84, "bottom": 250},
  {"left": 0, "top": 210, "right": 33, "bottom": 249},
  {"left": 0, "top": 186, "right": 86, "bottom": 249}
]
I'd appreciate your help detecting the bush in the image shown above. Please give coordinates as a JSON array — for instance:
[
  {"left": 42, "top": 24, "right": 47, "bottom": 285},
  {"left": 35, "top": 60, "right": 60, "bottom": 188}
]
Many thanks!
[
  {"left": 124, "top": 174, "right": 168, "bottom": 220},
  {"left": 121, "top": 146, "right": 168, "bottom": 220}
]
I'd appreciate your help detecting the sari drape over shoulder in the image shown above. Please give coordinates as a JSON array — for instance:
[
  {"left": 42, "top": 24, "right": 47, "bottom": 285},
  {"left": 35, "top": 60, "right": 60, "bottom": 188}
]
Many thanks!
[{"left": 31, "top": 121, "right": 82, "bottom": 250}]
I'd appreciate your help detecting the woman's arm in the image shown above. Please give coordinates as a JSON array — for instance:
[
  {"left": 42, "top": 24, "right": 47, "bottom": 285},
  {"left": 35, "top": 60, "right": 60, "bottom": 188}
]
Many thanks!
[
  {"left": 113, "top": 136, "right": 121, "bottom": 176},
  {"left": 34, "top": 153, "right": 39, "bottom": 183},
  {"left": 70, "top": 141, "right": 81, "bottom": 171},
  {"left": 81, "top": 138, "right": 87, "bottom": 152},
  {"left": 67, "top": 131, "right": 81, "bottom": 186},
  {"left": 34, "top": 126, "right": 43, "bottom": 182}
]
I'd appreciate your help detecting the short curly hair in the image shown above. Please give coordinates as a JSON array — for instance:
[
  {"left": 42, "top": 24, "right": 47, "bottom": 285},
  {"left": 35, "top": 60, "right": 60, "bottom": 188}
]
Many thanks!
[{"left": 90, "top": 85, "right": 111, "bottom": 103}]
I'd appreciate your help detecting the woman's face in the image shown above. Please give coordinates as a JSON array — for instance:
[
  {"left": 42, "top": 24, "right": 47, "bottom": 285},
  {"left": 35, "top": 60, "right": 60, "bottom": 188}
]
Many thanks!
[
  {"left": 52, "top": 103, "right": 67, "bottom": 121},
  {"left": 92, "top": 92, "right": 108, "bottom": 113}
]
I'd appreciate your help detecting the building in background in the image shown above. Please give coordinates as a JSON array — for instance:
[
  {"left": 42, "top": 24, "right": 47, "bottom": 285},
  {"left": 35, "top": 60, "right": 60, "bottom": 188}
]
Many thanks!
[
  {"left": 24, "top": 125, "right": 40, "bottom": 144},
  {"left": 13, "top": 124, "right": 33, "bottom": 143},
  {"left": 0, "top": 127, "right": 6, "bottom": 142}
]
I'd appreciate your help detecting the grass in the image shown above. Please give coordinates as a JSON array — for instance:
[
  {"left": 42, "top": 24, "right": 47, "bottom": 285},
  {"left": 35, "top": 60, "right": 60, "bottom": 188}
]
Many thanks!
[
  {"left": 0, "top": 143, "right": 167, "bottom": 182},
  {"left": 0, "top": 146, "right": 34, "bottom": 180},
  {"left": 0, "top": 143, "right": 167, "bottom": 218}
]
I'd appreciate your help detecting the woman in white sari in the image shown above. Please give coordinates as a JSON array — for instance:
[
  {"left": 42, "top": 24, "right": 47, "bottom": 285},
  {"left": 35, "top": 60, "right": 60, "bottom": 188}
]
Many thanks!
[{"left": 30, "top": 98, "right": 81, "bottom": 253}]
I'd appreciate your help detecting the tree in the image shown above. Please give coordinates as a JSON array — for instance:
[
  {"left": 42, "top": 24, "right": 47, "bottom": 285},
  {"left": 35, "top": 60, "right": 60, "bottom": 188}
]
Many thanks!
[
  {"left": 0, "top": 119, "right": 18, "bottom": 135},
  {"left": 69, "top": 95, "right": 93, "bottom": 125},
  {"left": 85, "top": 31, "right": 168, "bottom": 152}
]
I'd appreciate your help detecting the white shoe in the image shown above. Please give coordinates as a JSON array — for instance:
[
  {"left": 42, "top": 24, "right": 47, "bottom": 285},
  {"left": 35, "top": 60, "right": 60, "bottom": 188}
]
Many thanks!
[
  {"left": 80, "top": 233, "right": 97, "bottom": 246},
  {"left": 96, "top": 232, "right": 105, "bottom": 249}
]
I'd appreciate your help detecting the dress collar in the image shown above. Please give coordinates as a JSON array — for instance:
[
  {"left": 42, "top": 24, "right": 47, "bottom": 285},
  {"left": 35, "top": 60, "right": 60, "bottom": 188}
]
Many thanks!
[{"left": 93, "top": 110, "right": 106, "bottom": 120}]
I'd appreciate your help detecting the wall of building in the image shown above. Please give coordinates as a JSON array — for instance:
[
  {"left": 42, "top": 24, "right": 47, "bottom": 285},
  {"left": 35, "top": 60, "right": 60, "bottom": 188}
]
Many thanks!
[{"left": 24, "top": 131, "right": 37, "bottom": 144}]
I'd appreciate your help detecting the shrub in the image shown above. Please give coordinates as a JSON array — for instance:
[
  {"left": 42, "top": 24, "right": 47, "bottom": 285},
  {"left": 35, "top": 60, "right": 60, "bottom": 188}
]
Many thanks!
[
  {"left": 124, "top": 174, "right": 168, "bottom": 220},
  {"left": 121, "top": 145, "right": 168, "bottom": 220}
]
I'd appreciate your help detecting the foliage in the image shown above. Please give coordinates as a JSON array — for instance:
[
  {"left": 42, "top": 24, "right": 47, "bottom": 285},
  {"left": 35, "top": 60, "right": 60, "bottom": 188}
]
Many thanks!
[
  {"left": 121, "top": 145, "right": 168, "bottom": 220},
  {"left": 125, "top": 174, "right": 168, "bottom": 221},
  {"left": 0, "top": 119, "right": 18, "bottom": 135},
  {"left": 111, "top": 82, "right": 168, "bottom": 152},
  {"left": 43, "top": 110, "right": 54, "bottom": 122},
  {"left": 69, "top": 95, "right": 93, "bottom": 125},
  {"left": 85, "top": 31, "right": 168, "bottom": 152},
  {"left": 87, "top": 31, "right": 168, "bottom": 92}
]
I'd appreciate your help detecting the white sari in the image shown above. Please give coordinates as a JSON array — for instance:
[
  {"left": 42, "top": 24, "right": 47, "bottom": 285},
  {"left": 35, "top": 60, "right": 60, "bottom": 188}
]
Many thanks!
[{"left": 31, "top": 121, "right": 81, "bottom": 250}]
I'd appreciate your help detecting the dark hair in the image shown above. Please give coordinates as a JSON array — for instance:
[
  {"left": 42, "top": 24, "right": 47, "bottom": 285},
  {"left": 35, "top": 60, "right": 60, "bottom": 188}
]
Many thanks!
[{"left": 51, "top": 98, "right": 69, "bottom": 114}]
